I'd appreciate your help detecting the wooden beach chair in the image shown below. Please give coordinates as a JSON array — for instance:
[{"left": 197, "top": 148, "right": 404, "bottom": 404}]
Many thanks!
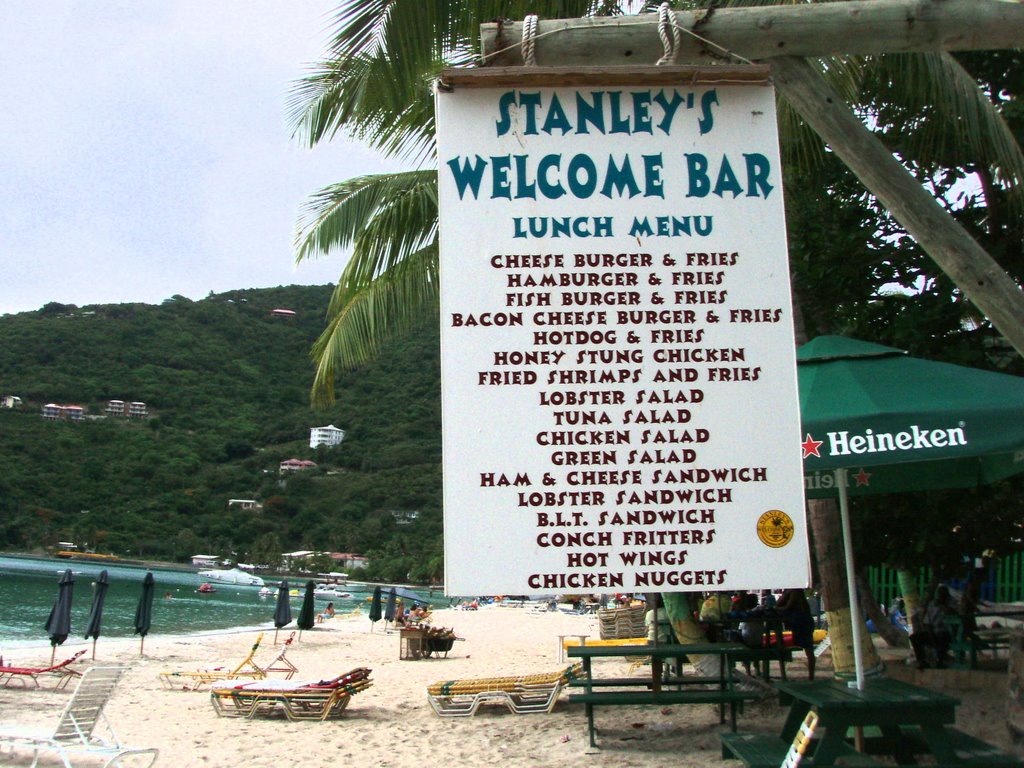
[
  {"left": 0, "top": 649, "right": 87, "bottom": 690},
  {"left": 426, "top": 663, "right": 582, "bottom": 717},
  {"left": 159, "top": 632, "right": 271, "bottom": 690},
  {"left": 0, "top": 665, "right": 158, "bottom": 767},
  {"left": 209, "top": 667, "right": 373, "bottom": 721}
]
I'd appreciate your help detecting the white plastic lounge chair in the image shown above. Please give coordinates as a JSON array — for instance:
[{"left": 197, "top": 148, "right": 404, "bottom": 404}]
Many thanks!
[{"left": 0, "top": 665, "right": 158, "bottom": 767}]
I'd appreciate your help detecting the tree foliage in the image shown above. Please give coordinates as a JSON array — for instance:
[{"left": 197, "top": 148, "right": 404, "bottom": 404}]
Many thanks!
[{"left": 0, "top": 286, "right": 443, "bottom": 582}]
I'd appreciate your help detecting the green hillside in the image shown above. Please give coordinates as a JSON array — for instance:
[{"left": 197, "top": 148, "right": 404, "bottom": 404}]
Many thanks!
[{"left": 0, "top": 286, "right": 443, "bottom": 583}]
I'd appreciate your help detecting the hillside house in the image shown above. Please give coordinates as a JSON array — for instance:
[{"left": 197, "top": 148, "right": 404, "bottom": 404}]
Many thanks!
[
  {"left": 1, "top": 395, "right": 22, "bottom": 409},
  {"left": 331, "top": 552, "right": 369, "bottom": 571},
  {"left": 42, "top": 404, "right": 85, "bottom": 421},
  {"left": 280, "top": 458, "right": 317, "bottom": 473},
  {"left": 191, "top": 554, "right": 220, "bottom": 567},
  {"left": 270, "top": 308, "right": 296, "bottom": 318},
  {"left": 227, "top": 499, "right": 263, "bottom": 512},
  {"left": 107, "top": 400, "right": 148, "bottom": 418},
  {"left": 309, "top": 424, "right": 345, "bottom": 449}
]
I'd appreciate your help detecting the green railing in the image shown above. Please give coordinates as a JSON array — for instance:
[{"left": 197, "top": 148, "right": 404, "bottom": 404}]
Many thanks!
[{"left": 868, "top": 553, "right": 1024, "bottom": 608}]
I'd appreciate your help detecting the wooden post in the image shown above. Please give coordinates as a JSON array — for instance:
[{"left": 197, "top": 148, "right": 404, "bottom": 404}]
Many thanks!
[{"left": 769, "top": 56, "right": 1024, "bottom": 357}]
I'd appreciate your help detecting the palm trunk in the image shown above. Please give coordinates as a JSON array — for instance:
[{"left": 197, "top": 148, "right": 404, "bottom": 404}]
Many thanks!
[
  {"left": 809, "top": 498, "right": 882, "bottom": 677},
  {"left": 898, "top": 568, "right": 926, "bottom": 634}
]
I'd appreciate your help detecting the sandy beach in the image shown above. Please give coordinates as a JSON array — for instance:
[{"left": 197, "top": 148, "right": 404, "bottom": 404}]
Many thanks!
[{"left": 0, "top": 605, "right": 1018, "bottom": 767}]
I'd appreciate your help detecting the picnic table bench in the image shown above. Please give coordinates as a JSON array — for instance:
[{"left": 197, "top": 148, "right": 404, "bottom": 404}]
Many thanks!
[
  {"left": 568, "top": 642, "right": 759, "bottom": 747},
  {"left": 947, "top": 614, "right": 1013, "bottom": 669}
]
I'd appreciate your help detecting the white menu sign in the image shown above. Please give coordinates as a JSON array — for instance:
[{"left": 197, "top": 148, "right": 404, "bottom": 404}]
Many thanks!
[{"left": 436, "top": 81, "right": 809, "bottom": 595}]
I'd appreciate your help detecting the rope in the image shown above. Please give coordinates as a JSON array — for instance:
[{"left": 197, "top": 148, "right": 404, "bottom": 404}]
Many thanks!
[
  {"left": 655, "top": 3, "right": 681, "bottom": 66},
  {"left": 522, "top": 14, "right": 539, "bottom": 67}
]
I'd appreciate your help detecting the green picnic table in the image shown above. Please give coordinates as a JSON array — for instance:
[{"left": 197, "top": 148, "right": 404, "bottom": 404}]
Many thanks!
[
  {"left": 723, "top": 676, "right": 1020, "bottom": 767},
  {"left": 568, "top": 642, "right": 758, "bottom": 748}
]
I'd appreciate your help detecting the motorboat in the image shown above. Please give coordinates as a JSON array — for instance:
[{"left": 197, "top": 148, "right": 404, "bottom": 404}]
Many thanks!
[
  {"left": 197, "top": 583, "right": 217, "bottom": 593},
  {"left": 197, "top": 568, "right": 265, "bottom": 587},
  {"left": 314, "top": 588, "right": 352, "bottom": 599}
]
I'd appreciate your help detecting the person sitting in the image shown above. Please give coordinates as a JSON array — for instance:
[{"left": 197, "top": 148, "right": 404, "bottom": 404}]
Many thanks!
[
  {"left": 317, "top": 601, "right": 336, "bottom": 623},
  {"left": 910, "top": 586, "right": 955, "bottom": 669},
  {"left": 776, "top": 588, "right": 816, "bottom": 680}
]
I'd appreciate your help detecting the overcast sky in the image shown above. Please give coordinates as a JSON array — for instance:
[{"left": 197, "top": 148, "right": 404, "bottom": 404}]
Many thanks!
[{"left": 0, "top": 1, "right": 402, "bottom": 315}]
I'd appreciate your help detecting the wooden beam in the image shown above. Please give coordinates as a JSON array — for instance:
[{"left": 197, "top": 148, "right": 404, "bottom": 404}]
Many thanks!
[
  {"left": 480, "top": 0, "right": 1024, "bottom": 67},
  {"left": 770, "top": 56, "right": 1024, "bottom": 355},
  {"left": 437, "top": 64, "right": 770, "bottom": 89}
]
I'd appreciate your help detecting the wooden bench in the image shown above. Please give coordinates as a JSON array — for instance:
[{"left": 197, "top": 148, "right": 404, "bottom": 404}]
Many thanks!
[
  {"left": 885, "top": 725, "right": 1024, "bottom": 766},
  {"left": 721, "top": 731, "right": 883, "bottom": 767},
  {"left": 571, "top": 688, "right": 758, "bottom": 745}
]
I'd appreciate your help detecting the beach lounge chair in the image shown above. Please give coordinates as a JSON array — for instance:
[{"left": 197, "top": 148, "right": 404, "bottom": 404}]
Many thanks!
[
  {"left": 0, "top": 665, "right": 158, "bottom": 767},
  {"left": 0, "top": 649, "right": 87, "bottom": 690},
  {"left": 209, "top": 667, "right": 373, "bottom": 721},
  {"left": 159, "top": 632, "right": 290, "bottom": 690},
  {"left": 426, "top": 663, "right": 582, "bottom": 717}
]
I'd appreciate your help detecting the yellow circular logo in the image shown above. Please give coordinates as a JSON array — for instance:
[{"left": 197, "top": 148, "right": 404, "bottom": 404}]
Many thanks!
[{"left": 757, "top": 510, "right": 794, "bottom": 548}]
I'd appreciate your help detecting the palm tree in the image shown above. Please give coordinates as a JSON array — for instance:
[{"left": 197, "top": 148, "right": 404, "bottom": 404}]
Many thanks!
[
  {"left": 290, "top": 1, "right": 611, "bottom": 406},
  {"left": 290, "top": 0, "right": 1024, "bottom": 673}
]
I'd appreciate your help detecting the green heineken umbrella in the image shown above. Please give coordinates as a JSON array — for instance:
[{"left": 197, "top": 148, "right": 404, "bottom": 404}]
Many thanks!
[
  {"left": 800, "top": 335, "right": 1024, "bottom": 497},
  {"left": 796, "top": 335, "right": 1024, "bottom": 688}
]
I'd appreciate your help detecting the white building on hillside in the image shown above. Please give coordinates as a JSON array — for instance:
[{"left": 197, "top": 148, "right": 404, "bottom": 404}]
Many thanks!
[{"left": 309, "top": 425, "right": 345, "bottom": 449}]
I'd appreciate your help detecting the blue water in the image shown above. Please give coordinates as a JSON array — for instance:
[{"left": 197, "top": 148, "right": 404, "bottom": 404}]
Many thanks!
[{"left": 0, "top": 555, "right": 372, "bottom": 651}]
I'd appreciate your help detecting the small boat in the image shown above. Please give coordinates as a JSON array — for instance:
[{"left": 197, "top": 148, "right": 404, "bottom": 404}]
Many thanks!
[
  {"left": 315, "top": 588, "right": 352, "bottom": 599},
  {"left": 257, "top": 586, "right": 273, "bottom": 597},
  {"left": 197, "top": 583, "right": 217, "bottom": 593},
  {"left": 197, "top": 568, "right": 265, "bottom": 587}
]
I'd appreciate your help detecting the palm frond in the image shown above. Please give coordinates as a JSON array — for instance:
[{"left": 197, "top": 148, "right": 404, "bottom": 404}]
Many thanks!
[
  {"left": 867, "top": 52, "right": 1024, "bottom": 192},
  {"left": 311, "top": 245, "right": 439, "bottom": 406},
  {"left": 294, "top": 170, "right": 438, "bottom": 277}
]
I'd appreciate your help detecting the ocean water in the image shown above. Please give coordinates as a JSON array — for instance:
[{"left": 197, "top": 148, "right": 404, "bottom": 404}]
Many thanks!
[{"left": 0, "top": 555, "right": 370, "bottom": 652}]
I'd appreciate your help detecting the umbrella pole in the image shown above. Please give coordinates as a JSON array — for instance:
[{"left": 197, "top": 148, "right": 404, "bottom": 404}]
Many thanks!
[
  {"left": 92, "top": 638, "right": 97, "bottom": 661},
  {"left": 50, "top": 646, "right": 56, "bottom": 666},
  {"left": 274, "top": 628, "right": 279, "bottom": 644},
  {"left": 837, "top": 468, "right": 866, "bottom": 691}
]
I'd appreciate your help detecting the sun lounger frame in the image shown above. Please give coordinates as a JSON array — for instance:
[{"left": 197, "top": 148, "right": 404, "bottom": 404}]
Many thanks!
[
  {"left": 426, "top": 663, "right": 581, "bottom": 717},
  {"left": 210, "top": 668, "right": 372, "bottom": 721},
  {"left": 0, "top": 649, "right": 87, "bottom": 691}
]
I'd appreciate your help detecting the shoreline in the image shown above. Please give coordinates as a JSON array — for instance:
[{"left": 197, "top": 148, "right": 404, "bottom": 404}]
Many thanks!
[{"left": 0, "top": 606, "right": 1018, "bottom": 768}]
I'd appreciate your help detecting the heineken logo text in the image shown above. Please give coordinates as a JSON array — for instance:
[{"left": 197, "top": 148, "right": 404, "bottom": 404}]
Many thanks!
[{"left": 828, "top": 425, "right": 966, "bottom": 456}]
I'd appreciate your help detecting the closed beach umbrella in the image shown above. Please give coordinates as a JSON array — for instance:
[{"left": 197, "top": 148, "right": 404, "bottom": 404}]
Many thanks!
[
  {"left": 44, "top": 569, "right": 75, "bottom": 664},
  {"left": 273, "top": 580, "right": 292, "bottom": 643},
  {"left": 134, "top": 572, "right": 155, "bottom": 656},
  {"left": 384, "top": 588, "right": 397, "bottom": 628},
  {"left": 296, "top": 580, "right": 316, "bottom": 638},
  {"left": 83, "top": 570, "right": 109, "bottom": 659},
  {"left": 369, "top": 586, "right": 383, "bottom": 631}
]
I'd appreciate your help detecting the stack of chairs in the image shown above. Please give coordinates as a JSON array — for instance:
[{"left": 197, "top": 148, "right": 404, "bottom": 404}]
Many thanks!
[
  {"left": 159, "top": 632, "right": 298, "bottom": 690},
  {"left": 210, "top": 667, "right": 372, "bottom": 721},
  {"left": 597, "top": 606, "right": 647, "bottom": 640},
  {"left": 426, "top": 663, "right": 582, "bottom": 717}
]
